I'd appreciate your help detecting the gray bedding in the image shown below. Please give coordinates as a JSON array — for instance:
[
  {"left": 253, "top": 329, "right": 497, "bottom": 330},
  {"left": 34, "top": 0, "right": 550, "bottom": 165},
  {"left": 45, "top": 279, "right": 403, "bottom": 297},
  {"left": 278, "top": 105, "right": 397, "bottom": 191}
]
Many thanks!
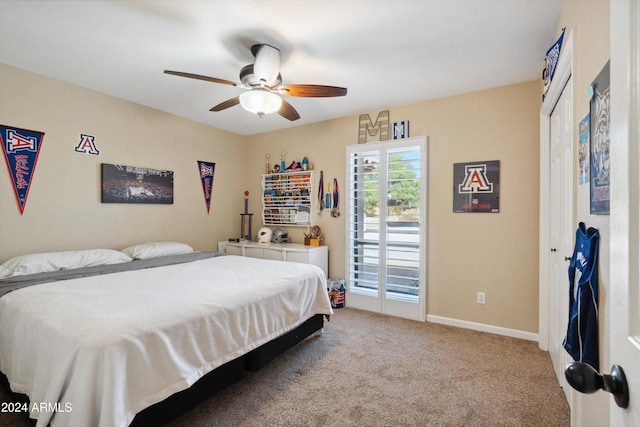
[{"left": 0, "top": 251, "right": 224, "bottom": 298}]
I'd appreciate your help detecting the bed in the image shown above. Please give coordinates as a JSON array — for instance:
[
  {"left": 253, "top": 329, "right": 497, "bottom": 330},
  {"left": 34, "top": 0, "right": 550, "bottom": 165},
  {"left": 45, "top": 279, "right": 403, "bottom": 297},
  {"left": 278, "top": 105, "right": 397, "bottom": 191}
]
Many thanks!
[{"left": 0, "top": 244, "right": 333, "bottom": 427}]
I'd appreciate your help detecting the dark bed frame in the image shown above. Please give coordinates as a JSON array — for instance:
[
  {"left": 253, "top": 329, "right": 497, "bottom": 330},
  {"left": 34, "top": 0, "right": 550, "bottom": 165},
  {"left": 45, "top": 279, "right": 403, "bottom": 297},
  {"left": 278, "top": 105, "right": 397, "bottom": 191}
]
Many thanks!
[{"left": 0, "top": 314, "right": 326, "bottom": 426}]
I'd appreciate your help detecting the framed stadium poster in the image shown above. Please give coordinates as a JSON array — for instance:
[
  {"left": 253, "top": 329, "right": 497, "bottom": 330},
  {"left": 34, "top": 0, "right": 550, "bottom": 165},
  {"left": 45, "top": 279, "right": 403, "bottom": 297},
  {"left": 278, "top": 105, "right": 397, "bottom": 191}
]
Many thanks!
[
  {"left": 101, "top": 163, "right": 174, "bottom": 204},
  {"left": 453, "top": 160, "right": 500, "bottom": 213}
]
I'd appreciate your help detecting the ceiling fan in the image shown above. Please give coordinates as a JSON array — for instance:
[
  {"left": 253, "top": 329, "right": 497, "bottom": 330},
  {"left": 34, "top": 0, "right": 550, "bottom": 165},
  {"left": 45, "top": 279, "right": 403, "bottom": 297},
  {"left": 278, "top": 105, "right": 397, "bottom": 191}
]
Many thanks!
[{"left": 164, "top": 44, "right": 347, "bottom": 121}]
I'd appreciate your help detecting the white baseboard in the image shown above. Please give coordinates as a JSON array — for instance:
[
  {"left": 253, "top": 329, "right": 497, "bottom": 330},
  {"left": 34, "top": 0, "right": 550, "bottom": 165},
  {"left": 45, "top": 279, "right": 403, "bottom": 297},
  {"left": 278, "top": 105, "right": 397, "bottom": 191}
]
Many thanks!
[{"left": 426, "top": 314, "right": 539, "bottom": 342}]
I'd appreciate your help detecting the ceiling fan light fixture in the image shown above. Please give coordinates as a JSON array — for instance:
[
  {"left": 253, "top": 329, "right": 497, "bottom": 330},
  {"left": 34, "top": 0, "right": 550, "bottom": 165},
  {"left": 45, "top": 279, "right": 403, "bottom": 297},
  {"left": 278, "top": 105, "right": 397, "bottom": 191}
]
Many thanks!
[
  {"left": 239, "top": 89, "right": 282, "bottom": 117},
  {"left": 253, "top": 44, "right": 281, "bottom": 86}
]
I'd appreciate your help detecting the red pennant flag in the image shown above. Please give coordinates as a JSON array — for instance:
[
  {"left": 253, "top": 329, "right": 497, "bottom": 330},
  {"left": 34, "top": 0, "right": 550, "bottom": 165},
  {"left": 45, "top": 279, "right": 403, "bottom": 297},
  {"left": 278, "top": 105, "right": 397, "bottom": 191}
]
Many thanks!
[
  {"left": 1, "top": 125, "right": 45, "bottom": 214},
  {"left": 197, "top": 161, "right": 215, "bottom": 214}
]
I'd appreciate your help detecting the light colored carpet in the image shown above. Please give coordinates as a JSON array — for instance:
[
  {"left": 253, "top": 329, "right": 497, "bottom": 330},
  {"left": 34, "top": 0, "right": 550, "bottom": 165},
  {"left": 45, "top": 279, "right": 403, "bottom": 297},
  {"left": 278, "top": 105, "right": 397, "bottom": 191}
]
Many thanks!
[
  {"left": 168, "top": 307, "right": 569, "bottom": 426},
  {"left": 0, "top": 307, "right": 569, "bottom": 426}
]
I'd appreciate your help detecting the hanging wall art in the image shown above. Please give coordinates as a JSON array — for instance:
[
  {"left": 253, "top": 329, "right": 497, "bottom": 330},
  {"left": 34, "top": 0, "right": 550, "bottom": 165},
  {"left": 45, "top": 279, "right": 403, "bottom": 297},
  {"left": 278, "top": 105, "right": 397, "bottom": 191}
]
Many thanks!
[
  {"left": 0, "top": 124, "right": 45, "bottom": 214},
  {"left": 358, "top": 110, "right": 390, "bottom": 143},
  {"left": 392, "top": 121, "right": 409, "bottom": 139},
  {"left": 589, "top": 61, "right": 610, "bottom": 215},
  {"left": 101, "top": 163, "right": 173, "bottom": 204},
  {"left": 197, "top": 160, "right": 215, "bottom": 213},
  {"left": 453, "top": 160, "right": 500, "bottom": 213},
  {"left": 74, "top": 133, "right": 100, "bottom": 155},
  {"left": 578, "top": 114, "right": 590, "bottom": 186},
  {"left": 543, "top": 27, "right": 565, "bottom": 100}
]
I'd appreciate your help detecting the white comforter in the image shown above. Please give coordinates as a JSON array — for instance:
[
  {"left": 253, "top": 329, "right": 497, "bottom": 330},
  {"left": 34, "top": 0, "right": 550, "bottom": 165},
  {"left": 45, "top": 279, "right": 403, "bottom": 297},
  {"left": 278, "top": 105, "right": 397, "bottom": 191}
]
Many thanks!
[{"left": 0, "top": 255, "right": 332, "bottom": 427}]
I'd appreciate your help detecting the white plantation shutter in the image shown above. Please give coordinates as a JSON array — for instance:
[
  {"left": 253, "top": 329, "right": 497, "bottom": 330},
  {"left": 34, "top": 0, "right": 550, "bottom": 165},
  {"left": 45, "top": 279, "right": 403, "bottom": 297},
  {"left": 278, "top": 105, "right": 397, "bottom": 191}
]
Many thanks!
[{"left": 345, "top": 136, "right": 427, "bottom": 320}]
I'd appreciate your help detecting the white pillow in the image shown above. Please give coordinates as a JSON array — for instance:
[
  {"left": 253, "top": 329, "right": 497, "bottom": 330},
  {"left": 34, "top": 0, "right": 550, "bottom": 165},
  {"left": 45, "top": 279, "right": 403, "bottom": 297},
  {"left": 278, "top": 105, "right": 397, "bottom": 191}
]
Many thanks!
[
  {"left": 0, "top": 265, "right": 13, "bottom": 279},
  {"left": 120, "top": 242, "right": 193, "bottom": 259},
  {"left": 1, "top": 249, "right": 133, "bottom": 276}
]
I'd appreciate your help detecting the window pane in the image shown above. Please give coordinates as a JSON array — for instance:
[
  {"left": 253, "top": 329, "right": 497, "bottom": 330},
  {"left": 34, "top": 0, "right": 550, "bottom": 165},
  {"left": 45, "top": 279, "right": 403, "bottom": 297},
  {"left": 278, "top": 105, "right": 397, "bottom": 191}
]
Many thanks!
[
  {"left": 386, "top": 147, "right": 421, "bottom": 300},
  {"left": 348, "top": 151, "right": 381, "bottom": 294}
]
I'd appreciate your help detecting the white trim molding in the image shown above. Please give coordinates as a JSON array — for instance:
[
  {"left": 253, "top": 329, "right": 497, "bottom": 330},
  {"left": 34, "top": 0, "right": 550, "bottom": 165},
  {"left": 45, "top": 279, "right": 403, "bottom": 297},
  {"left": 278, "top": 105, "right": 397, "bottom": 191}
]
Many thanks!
[{"left": 427, "top": 315, "right": 538, "bottom": 342}]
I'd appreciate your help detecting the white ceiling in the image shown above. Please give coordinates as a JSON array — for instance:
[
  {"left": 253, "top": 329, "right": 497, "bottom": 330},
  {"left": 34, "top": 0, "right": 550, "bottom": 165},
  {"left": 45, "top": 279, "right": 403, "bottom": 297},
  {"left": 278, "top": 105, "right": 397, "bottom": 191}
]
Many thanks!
[{"left": 0, "top": 0, "right": 562, "bottom": 136}]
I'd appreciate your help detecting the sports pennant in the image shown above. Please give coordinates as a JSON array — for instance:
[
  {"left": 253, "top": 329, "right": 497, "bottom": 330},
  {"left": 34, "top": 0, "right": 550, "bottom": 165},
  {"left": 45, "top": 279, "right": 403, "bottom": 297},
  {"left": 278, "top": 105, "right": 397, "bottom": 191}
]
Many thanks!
[
  {"left": 197, "top": 161, "right": 215, "bottom": 213},
  {"left": 543, "top": 27, "right": 565, "bottom": 97},
  {"left": 1, "top": 124, "right": 45, "bottom": 214}
]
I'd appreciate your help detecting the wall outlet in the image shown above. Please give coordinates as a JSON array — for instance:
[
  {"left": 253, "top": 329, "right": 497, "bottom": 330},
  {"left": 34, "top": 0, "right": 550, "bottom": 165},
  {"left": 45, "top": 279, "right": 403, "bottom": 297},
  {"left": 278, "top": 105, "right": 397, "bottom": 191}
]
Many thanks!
[{"left": 477, "top": 291, "right": 486, "bottom": 304}]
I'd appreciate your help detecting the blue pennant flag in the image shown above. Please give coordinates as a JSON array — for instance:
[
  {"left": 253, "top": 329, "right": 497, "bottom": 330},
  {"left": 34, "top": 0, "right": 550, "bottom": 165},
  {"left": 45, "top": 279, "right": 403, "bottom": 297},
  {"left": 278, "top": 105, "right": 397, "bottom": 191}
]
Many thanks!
[
  {"left": 1, "top": 124, "right": 45, "bottom": 214},
  {"left": 197, "top": 161, "right": 215, "bottom": 213},
  {"left": 543, "top": 28, "right": 565, "bottom": 96}
]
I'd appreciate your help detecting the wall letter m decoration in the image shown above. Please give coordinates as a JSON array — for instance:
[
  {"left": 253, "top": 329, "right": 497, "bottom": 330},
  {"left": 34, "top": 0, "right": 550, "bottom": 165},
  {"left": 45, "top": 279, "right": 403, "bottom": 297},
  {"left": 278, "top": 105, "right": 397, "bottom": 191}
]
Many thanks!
[{"left": 358, "top": 110, "right": 390, "bottom": 143}]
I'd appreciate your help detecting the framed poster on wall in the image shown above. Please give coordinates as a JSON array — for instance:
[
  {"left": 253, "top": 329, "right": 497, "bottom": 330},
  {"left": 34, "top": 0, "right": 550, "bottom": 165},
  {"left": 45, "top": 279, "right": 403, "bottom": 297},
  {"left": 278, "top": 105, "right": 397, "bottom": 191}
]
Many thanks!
[
  {"left": 101, "top": 163, "right": 174, "bottom": 204},
  {"left": 589, "top": 60, "right": 610, "bottom": 215},
  {"left": 453, "top": 160, "right": 500, "bottom": 213}
]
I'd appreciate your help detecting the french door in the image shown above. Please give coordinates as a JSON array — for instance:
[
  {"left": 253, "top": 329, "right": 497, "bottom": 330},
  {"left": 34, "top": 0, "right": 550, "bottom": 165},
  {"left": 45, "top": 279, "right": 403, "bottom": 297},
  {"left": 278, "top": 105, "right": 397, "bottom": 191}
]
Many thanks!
[{"left": 345, "top": 136, "right": 427, "bottom": 321}]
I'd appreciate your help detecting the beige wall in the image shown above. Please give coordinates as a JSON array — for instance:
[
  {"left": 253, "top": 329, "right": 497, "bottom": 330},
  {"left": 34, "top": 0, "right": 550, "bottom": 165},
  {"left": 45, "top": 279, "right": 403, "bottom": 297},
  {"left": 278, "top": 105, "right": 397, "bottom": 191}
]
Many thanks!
[
  {"left": 1, "top": 62, "right": 542, "bottom": 335},
  {"left": 0, "top": 64, "right": 246, "bottom": 259},
  {"left": 553, "top": 0, "right": 611, "bottom": 424},
  {"left": 246, "top": 80, "right": 542, "bottom": 333}
]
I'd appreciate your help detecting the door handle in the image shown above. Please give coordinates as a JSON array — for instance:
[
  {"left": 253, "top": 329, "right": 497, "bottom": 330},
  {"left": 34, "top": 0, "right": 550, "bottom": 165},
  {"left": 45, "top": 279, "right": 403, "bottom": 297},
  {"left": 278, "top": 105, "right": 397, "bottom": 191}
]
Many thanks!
[
  {"left": 564, "top": 362, "right": 629, "bottom": 408},
  {"left": 551, "top": 248, "right": 557, "bottom": 252},
  {"left": 565, "top": 256, "right": 571, "bottom": 261}
]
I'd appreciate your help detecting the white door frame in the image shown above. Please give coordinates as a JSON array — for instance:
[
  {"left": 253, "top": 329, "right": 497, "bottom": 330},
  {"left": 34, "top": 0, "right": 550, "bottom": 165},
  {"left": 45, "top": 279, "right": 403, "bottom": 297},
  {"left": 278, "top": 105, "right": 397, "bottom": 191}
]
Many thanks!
[
  {"left": 539, "top": 30, "right": 574, "bottom": 352},
  {"left": 609, "top": 0, "right": 640, "bottom": 423}
]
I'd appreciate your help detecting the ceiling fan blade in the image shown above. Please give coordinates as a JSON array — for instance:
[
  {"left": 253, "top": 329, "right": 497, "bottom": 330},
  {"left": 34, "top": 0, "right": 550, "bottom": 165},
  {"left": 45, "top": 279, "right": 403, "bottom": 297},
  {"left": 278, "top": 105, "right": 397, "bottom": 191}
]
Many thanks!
[
  {"left": 278, "top": 99, "right": 301, "bottom": 121},
  {"left": 253, "top": 44, "right": 281, "bottom": 87},
  {"left": 279, "top": 84, "right": 347, "bottom": 98},
  {"left": 164, "top": 70, "right": 238, "bottom": 86},
  {"left": 210, "top": 96, "right": 240, "bottom": 112}
]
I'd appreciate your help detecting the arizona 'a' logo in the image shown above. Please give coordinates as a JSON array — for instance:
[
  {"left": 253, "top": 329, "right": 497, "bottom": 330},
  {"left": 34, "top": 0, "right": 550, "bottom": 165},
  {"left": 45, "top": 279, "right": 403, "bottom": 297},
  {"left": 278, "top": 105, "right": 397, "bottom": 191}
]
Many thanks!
[
  {"left": 200, "top": 163, "right": 214, "bottom": 177},
  {"left": 5, "top": 129, "right": 38, "bottom": 153},
  {"left": 74, "top": 134, "right": 100, "bottom": 155},
  {"left": 458, "top": 164, "right": 493, "bottom": 193}
]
